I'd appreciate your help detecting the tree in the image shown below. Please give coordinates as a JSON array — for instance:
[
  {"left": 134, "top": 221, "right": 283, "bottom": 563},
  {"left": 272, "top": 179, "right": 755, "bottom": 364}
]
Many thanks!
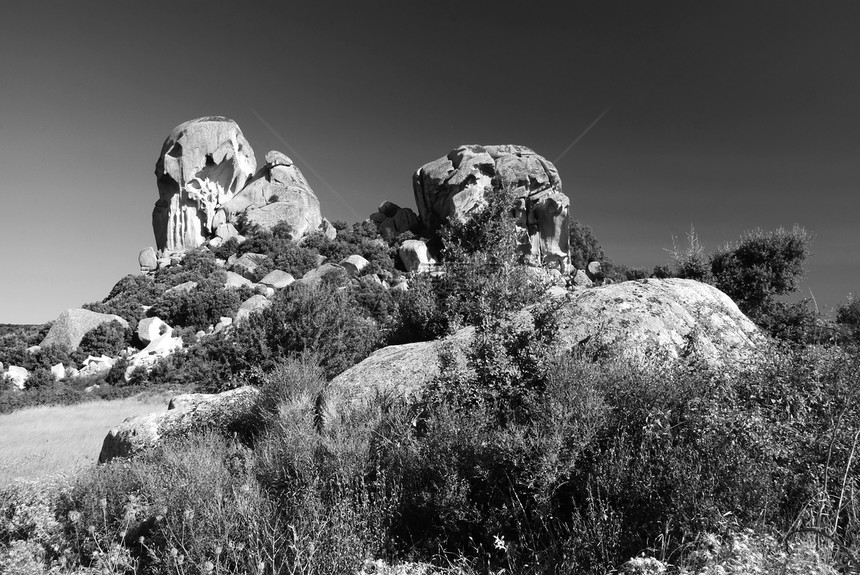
[
  {"left": 569, "top": 220, "right": 606, "bottom": 270},
  {"left": 709, "top": 225, "right": 812, "bottom": 321}
]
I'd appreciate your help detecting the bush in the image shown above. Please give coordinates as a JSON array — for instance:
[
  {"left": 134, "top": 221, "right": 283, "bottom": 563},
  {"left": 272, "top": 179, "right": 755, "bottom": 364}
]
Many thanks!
[
  {"left": 240, "top": 283, "right": 382, "bottom": 379},
  {"left": 569, "top": 220, "right": 606, "bottom": 270},
  {"left": 78, "top": 320, "right": 131, "bottom": 358},
  {"left": 710, "top": 225, "right": 812, "bottom": 322}
]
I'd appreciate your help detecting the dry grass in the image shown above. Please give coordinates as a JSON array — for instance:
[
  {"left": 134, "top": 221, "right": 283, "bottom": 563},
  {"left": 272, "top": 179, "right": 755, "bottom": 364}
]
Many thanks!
[{"left": 0, "top": 391, "right": 179, "bottom": 485}]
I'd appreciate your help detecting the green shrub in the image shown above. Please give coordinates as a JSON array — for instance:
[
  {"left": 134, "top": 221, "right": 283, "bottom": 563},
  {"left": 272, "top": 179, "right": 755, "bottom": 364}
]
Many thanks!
[
  {"left": 709, "top": 225, "right": 812, "bottom": 322},
  {"left": 78, "top": 320, "right": 131, "bottom": 358}
]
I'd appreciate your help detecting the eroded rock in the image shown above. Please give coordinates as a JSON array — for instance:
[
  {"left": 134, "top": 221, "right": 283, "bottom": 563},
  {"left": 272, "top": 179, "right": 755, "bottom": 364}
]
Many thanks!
[
  {"left": 153, "top": 117, "right": 257, "bottom": 253},
  {"left": 413, "top": 144, "right": 570, "bottom": 270}
]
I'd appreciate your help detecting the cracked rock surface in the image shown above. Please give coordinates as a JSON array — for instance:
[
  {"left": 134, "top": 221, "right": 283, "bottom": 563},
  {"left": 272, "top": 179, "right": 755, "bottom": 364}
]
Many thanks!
[{"left": 413, "top": 144, "right": 570, "bottom": 269}]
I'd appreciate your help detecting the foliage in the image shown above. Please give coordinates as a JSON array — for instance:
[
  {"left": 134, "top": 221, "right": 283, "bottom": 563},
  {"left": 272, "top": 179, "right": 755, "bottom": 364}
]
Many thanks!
[
  {"left": 239, "top": 282, "right": 382, "bottom": 380},
  {"left": 709, "top": 225, "right": 813, "bottom": 322},
  {"left": 78, "top": 321, "right": 131, "bottom": 358},
  {"left": 669, "top": 225, "right": 711, "bottom": 282},
  {"left": 148, "top": 276, "right": 250, "bottom": 332},
  {"left": 569, "top": 220, "right": 606, "bottom": 270}
]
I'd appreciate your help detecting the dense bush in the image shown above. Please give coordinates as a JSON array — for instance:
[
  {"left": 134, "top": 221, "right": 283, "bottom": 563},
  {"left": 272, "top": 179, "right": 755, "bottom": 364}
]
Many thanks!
[
  {"left": 77, "top": 320, "right": 131, "bottom": 358},
  {"left": 148, "top": 275, "right": 250, "bottom": 332}
]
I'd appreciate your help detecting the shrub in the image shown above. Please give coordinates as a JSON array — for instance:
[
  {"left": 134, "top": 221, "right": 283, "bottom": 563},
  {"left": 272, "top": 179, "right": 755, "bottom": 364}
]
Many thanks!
[
  {"left": 569, "top": 220, "right": 606, "bottom": 270},
  {"left": 240, "top": 283, "right": 382, "bottom": 379},
  {"left": 709, "top": 225, "right": 812, "bottom": 322},
  {"left": 669, "top": 225, "right": 711, "bottom": 282},
  {"left": 78, "top": 320, "right": 131, "bottom": 358}
]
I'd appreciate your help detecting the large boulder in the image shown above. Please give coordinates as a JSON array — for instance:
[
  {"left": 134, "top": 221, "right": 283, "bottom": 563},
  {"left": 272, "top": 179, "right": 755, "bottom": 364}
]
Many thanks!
[
  {"left": 221, "top": 150, "right": 322, "bottom": 240},
  {"left": 40, "top": 309, "right": 129, "bottom": 350},
  {"left": 325, "top": 279, "right": 765, "bottom": 411},
  {"left": 413, "top": 145, "right": 570, "bottom": 270},
  {"left": 153, "top": 117, "right": 257, "bottom": 253},
  {"left": 399, "top": 239, "right": 436, "bottom": 273},
  {"left": 552, "top": 278, "right": 765, "bottom": 369},
  {"left": 324, "top": 328, "right": 474, "bottom": 421},
  {"left": 99, "top": 386, "right": 259, "bottom": 463}
]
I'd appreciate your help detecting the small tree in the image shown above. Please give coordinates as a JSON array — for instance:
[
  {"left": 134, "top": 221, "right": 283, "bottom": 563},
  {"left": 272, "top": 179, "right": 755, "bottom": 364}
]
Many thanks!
[
  {"left": 709, "top": 225, "right": 812, "bottom": 321},
  {"left": 669, "top": 225, "right": 711, "bottom": 282}
]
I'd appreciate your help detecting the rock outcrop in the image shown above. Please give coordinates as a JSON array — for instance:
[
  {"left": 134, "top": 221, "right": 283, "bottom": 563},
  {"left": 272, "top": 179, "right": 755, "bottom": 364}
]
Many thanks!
[
  {"left": 413, "top": 145, "right": 570, "bottom": 270},
  {"left": 552, "top": 278, "right": 765, "bottom": 369},
  {"left": 138, "top": 247, "right": 157, "bottom": 272},
  {"left": 40, "top": 309, "right": 129, "bottom": 351},
  {"left": 326, "top": 279, "right": 765, "bottom": 410},
  {"left": 99, "top": 386, "right": 259, "bottom": 463},
  {"left": 222, "top": 151, "right": 322, "bottom": 239},
  {"left": 325, "top": 328, "right": 474, "bottom": 421},
  {"left": 153, "top": 117, "right": 257, "bottom": 253}
]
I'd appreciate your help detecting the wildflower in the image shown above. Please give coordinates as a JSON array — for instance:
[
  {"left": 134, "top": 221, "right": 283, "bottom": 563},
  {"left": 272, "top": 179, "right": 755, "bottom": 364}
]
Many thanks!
[
  {"left": 203, "top": 561, "right": 215, "bottom": 573},
  {"left": 99, "top": 498, "right": 108, "bottom": 510},
  {"left": 68, "top": 510, "right": 82, "bottom": 524},
  {"left": 494, "top": 535, "right": 507, "bottom": 552}
]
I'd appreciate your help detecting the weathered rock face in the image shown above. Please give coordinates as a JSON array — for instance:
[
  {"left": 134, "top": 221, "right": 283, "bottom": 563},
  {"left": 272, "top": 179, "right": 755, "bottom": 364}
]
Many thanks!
[
  {"left": 552, "top": 278, "right": 765, "bottom": 369},
  {"left": 221, "top": 150, "right": 322, "bottom": 239},
  {"left": 40, "top": 309, "right": 129, "bottom": 351},
  {"left": 326, "top": 279, "right": 766, "bottom": 411},
  {"left": 413, "top": 145, "right": 570, "bottom": 270},
  {"left": 99, "top": 386, "right": 259, "bottom": 463},
  {"left": 399, "top": 239, "right": 436, "bottom": 273},
  {"left": 138, "top": 247, "right": 157, "bottom": 272},
  {"left": 153, "top": 117, "right": 257, "bottom": 253},
  {"left": 324, "top": 328, "right": 474, "bottom": 423},
  {"left": 235, "top": 294, "right": 272, "bottom": 324},
  {"left": 259, "top": 270, "right": 294, "bottom": 289}
]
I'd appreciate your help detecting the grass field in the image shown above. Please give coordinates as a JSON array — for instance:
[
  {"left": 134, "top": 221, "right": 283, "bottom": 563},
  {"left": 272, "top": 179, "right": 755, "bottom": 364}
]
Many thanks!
[{"left": 0, "top": 391, "right": 180, "bottom": 485}]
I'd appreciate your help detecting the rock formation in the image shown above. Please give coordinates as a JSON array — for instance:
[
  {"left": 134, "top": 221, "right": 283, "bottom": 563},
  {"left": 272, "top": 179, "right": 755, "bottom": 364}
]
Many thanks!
[
  {"left": 326, "top": 279, "right": 766, "bottom": 410},
  {"left": 40, "top": 309, "right": 129, "bottom": 350},
  {"left": 413, "top": 145, "right": 570, "bottom": 270},
  {"left": 153, "top": 117, "right": 257, "bottom": 253},
  {"left": 153, "top": 118, "right": 327, "bottom": 254},
  {"left": 399, "top": 239, "right": 436, "bottom": 273},
  {"left": 99, "top": 386, "right": 259, "bottom": 463},
  {"left": 552, "top": 278, "right": 765, "bottom": 368}
]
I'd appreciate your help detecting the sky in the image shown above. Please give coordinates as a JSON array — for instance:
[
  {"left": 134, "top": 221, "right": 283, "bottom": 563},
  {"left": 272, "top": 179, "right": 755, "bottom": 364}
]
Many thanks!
[{"left": 0, "top": 1, "right": 858, "bottom": 324}]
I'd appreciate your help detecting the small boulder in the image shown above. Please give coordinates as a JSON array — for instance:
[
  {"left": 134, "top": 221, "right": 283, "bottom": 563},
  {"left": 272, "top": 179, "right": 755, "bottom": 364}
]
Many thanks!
[
  {"left": 138, "top": 247, "right": 157, "bottom": 273},
  {"left": 79, "top": 355, "right": 116, "bottom": 378},
  {"left": 40, "top": 309, "right": 129, "bottom": 351},
  {"left": 572, "top": 269, "right": 593, "bottom": 287},
  {"left": 215, "top": 223, "right": 239, "bottom": 241},
  {"left": 99, "top": 386, "right": 259, "bottom": 463},
  {"left": 232, "top": 253, "right": 269, "bottom": 278},
  {"left": 125, "top": 333, "right": 183, "bottom": 381},
  {"left": 586, "top": 261, "right": 602, "bottom": 280},
  {"left": 164, "top": 281, "right": 198, "bottom": 295},
  {"left": 5, "top": 366, "right": 29, "bottom": 390},
  {"left": 340, "top": 255, "right": 370, "bottom": 276},
  {"left": 224, "top": 271, "right": 254, "bottom": 289},
  {"left": 235, "top": 295, "right": 272, "bottom": 324},
  {"left": 399, "top": 239, "right": 436, "bottom": 273},
  {"left": 295, "top": 263, "right": 347, "bottom": 288},
  {"left": 137, "top": 317, "right": 172, "bottom": 346},
  {"left": 259, "top": 270, "right": 295, "bottom": 289},
  {"left": 320, "top": 218, "right": 337, "bottom": 240},
  {"left": 50, "top": 363, "right": 66, "bottom": 381}
]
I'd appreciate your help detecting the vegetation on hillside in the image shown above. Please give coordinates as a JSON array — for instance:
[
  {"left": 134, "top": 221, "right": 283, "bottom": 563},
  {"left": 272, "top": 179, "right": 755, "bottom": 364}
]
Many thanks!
[{"left": 2, "top": 195, "right": 860, "bottom": 573}]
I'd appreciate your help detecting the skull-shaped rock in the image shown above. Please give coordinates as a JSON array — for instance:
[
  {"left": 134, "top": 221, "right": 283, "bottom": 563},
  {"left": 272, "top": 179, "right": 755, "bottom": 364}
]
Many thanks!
[{"left": 153, "top": 117, "right": 257, "bottom": 253}]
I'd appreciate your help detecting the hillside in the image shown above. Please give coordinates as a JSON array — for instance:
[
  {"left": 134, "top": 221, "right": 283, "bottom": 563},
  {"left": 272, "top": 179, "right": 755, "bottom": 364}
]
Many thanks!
[{"left": 1, "top": 117, "right": 858, "bottom": 574}]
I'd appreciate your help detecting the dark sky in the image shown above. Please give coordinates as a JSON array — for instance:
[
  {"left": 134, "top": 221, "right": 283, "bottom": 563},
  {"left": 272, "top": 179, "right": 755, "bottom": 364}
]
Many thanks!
[{"left": 1, "top": 1, "right": 857, "bottom": 324}]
